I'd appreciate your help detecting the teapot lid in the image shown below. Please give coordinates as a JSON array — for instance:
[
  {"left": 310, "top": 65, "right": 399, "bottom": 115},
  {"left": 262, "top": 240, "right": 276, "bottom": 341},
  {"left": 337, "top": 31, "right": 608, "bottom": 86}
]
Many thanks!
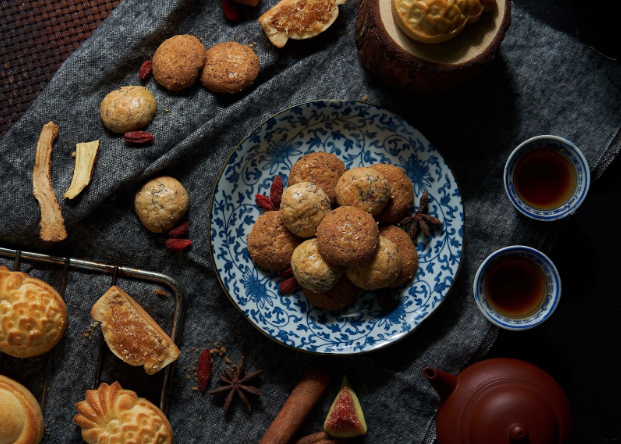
[{"left": 427, "top": 358, "right": 572, "bottom": 444}]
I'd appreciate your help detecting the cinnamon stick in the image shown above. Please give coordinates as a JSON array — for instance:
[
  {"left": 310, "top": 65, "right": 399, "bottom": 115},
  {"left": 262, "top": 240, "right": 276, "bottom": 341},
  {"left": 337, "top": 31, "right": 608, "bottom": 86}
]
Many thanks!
[
  {"left": 260, "top": 363, "right": 331, "bottom": 444},
  {"left": 32, "top": 121, "right": 67, "bottom": 242}
]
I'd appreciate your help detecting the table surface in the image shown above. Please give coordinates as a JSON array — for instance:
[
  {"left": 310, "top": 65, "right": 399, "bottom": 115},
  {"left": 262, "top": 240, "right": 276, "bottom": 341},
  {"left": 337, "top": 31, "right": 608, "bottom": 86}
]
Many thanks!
[{"left": 1, "top": 0, "right": 619, "bottom": 442}]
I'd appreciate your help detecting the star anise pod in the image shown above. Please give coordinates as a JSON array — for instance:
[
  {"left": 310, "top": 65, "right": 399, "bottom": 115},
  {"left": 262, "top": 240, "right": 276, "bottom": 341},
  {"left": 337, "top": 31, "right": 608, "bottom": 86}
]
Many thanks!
[
  {"left": 398, "top": 189, "right": 443, "bottom": 239},
  {"left": 208, "top": 356, "right": 262, "bottom": 411}
]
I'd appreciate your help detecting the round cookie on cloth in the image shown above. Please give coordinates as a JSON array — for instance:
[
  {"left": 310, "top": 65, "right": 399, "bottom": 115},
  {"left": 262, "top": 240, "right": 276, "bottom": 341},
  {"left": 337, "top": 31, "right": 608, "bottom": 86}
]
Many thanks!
[
  {"left": 99, "top": 86, "right": 157, "bottom": 133},
  {"left": 346, "top": 236, "right": 402, "bottom": 290},
  {"left": 371, "top": 164, "right": 415, "bottom": 225},
  {"left": 247, "top": 211, "right": 303, "bottom": 271},
  {"left": 280, "top": 182, "right": 331, "bottom": 238},
  {"left": 0, "top": 265, "right": 67, "bottom": 358},
  {"left": 316, "top": 206, "right": 379, "bottom": 266},
  {"left": 335, "top": 166, "right": 391, "bottom": 215},
  {"left": 379, "top": 225, "right": 418, "bottom": 287},
  {"left": 288, "top": 152, "right": 346, "bottom": 205},
  {"left": 291, "top": 239, "right": 344, "bottom": 293},
  {"left": 152, "top": 35, "right": 207, "bottom": 91},
  {"left": 0, "top": 375, "right": 44, "bottom": 444},
  {"left": 200, "top": 42, "right": 260, "bottom": 94},
  {"left": 134, "top": 176, "right": 189, "bottom": 234},
  {"left": 303, "top": 275, "right": 360, "bottom": 311}
]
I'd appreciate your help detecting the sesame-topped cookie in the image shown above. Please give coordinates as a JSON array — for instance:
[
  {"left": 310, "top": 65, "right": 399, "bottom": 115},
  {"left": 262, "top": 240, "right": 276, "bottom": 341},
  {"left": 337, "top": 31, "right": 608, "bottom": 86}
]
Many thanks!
[
  {"left": 346, "top": 236, "right": 402, "bottom": 290},
  {"left": 291, "top": 239, "right": 344, "bottom": 293},
  {"left": 288, "top": 152, "right": 346, "bottom": 205},
  {"left": 335, "top": 167, "right": 391, "bottom": 216},
  {"left": 280, "top": 182, "right": 331, "bottom": 238},
  {"left": 247, "top": 211, "right": 303, "bottom": 271},
  {"left": 315, "top": 206, "right": 379, "bottom": 266},
  {"left": 371, "top": 164, "right": 415, "bottom": 225},
  {"left": 379, "top": 225, "right": 418, "bottom": 287}
]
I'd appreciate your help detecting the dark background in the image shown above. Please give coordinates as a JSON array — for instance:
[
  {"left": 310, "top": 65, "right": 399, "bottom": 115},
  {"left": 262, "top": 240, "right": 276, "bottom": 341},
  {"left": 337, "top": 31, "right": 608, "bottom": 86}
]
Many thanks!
[{"left": 488, "top": 1, "right": 621, "bottom": 442}]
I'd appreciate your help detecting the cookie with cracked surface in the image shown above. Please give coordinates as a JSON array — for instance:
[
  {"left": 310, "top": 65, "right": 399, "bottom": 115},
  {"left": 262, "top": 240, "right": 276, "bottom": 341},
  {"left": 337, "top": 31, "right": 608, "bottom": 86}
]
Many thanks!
[
  {"left": 152, "top": 34, "right": 206, "bottom": 91},
  {"left": 371, "top": 164, "right": 414, "bottom": 225},
  {"left": 315, "top": 206, "right": 379, "bottom": 266},
  {"left": 335, "top": 167, "right": 391, "bottom": 216},
  {"left": 134, "top": 176, "right": 189, "bottom": 234},
  {"left": 280, "top": 182, "right": 331, "bottom": 238},
  {"left": 291, "top": 238, "right": 344, "bottom": 293},
  {"left": 288, "top": 152, "right": 346, "bottom": 205},
  {"left": 303, "top": 274, "right": 360, "bottom": 311},
  {"left": 247, "top": 211, "right": 303, "bottom": 271},
  {"left": 346, "top": 236, "right": 402, "bottom": 290},
  {"left": 0, "top": 265, "right": 67, "bottom": 358},
  {"left": 379, "top": 225, "right": 418, "bottom": 287},
  {"left": 200, "top": 42, "right": 260, "bottom": 94}
]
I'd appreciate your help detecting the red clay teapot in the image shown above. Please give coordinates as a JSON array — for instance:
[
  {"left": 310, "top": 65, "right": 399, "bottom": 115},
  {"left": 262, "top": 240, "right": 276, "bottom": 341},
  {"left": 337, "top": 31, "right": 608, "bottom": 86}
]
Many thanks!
[{"left": 423, "top": 358, "right": 572, "bottom": 444}]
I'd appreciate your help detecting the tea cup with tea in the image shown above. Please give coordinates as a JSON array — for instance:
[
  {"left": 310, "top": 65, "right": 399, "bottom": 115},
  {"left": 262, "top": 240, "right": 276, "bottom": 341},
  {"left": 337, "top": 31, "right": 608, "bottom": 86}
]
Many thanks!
[
  {"left": 504, "top": 135, "right": 590, "bottom": 220},
  {"left": 473, "top": 245, "right": 561, "bottom": 330}
]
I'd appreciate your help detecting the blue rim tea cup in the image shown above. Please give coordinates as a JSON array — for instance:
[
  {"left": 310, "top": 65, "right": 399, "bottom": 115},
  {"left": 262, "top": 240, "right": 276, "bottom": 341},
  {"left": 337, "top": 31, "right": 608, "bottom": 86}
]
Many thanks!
[
  {"left": 504, "top": 135, "right": 590, "bottom": 221},
  {"left": 473, "top": 245, "right": 561, "bottom": 331}
]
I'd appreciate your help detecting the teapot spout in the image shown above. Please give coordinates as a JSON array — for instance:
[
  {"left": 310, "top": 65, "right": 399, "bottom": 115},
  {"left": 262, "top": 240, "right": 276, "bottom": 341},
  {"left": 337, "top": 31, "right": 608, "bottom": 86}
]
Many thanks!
[{"left": 424, "top": 367, "right": 458, "bottom": 402}]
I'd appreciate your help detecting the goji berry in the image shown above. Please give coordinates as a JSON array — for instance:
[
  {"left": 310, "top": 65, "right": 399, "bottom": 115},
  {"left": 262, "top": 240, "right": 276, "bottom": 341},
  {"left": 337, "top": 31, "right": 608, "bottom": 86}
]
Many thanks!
[
  {"left": 124, "top": 131, "right": 155, "bottom": 144},
  {"left": 169, "top": 221, "right": 189, "bottom": 238},
  {"left": 255, "top": 194, "right": 275, "bottom": 211},
  {"left": 222, "top": 0, "right": 240, "bottom": 22},
  {"left": 279, "top": 267, "right": 293, "bottom": 278},
  {"left": 270, "top": 175, "right": 284, "bottom": 206},
  {"left": 197, "top": 348, "right": 212, "bottom": 392},
  {"left": 165, "top": 238, "right": 192, "bottom": 251},
  {"left": 139, "top": 60, "right": 153, "bottom": 81},
  {"left": 279, "top": 276, "right": 298, "bottom": 294}
]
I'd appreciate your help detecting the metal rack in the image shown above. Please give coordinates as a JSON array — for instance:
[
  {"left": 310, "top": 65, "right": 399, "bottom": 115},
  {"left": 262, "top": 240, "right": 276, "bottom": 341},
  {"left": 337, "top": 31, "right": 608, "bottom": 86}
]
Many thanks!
[{"left": 0, "top": 246, "right": 185, "bottom": 413}]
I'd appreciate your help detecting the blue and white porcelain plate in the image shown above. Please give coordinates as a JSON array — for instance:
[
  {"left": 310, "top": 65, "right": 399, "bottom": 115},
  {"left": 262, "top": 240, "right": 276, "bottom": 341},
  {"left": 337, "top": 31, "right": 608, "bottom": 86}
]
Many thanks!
[{"left": 209, "top": 100, "right": 464, "bottom": 354}]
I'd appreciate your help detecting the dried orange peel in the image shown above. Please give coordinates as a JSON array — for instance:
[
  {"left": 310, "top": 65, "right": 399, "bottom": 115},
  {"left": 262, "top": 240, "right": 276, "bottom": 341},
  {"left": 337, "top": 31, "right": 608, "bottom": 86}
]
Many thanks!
[
  {"left": 33, "top": 121, "right": 67, "bottom": 242},
  {"left": 258, "top": 0, "right": 347, "bottom": 48},
  {"left": 64, "top": 140, "right": 99, "bottom": 200},
  {"left": 392, "top": 0, "right": 496, "bottom": 44}
]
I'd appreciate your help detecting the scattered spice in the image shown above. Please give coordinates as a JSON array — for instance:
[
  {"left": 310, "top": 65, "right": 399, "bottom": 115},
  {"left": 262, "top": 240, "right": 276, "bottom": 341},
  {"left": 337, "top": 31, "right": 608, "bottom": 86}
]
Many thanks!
[
  {"left": 169, "top": 221, "right": 190, "bottom": 238},
  {"left": 197, "top": 348, "right": 212, "bottom": 392},
  {"left": 398, "top": 189, "right": 443, "bottom": 239},
  {"left": 256, "top": 193, "right": 275, "bottom": 211},
  {"left": 208, "top": 356, "right": 262, "bottom": 411},
  {"left": 124, "top": 131, "right": 155, "bottom": 144},
  {"left": 279, "top": 276, "right": 299, "bottom": 294},
  {"left": 139, "top": 60, "right": 153, "bottom": 80},
  {"left": 165, "top": 238, "right": 193, "bottom": 251},
  {"left": 270, "top": 175, "right": 284, "bottom": 206},
  {"left": 222, "top": 0, "right": 241, "bottom": 22}
]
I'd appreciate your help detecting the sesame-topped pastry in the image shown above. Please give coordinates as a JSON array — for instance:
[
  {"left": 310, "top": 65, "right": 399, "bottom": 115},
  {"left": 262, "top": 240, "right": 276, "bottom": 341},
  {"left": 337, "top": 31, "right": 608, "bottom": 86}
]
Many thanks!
[
  {"left": 335, "top": 167, "right": 391, "bottom": 216},
  {"left": 91, "top": 286, "right": 180, "bottom": 375},
  {"left": 291, "top": 239, "right": 344, "bottom": 293},
  {"left": 371, "top": 163, "right": 415, "bottom": 225},
  {"left": 247, "top": 211, "right": 303, "bottom": 271},
  {"left": 280, "top": 182, "right": 331, "bottom": 238},
  {"left": 0, "top": 265, "right": 67, "bottom": 358},
  {"left": 74, "top": 381, "right": 173, "bottom": 444},
  {"left": 288, "top": 152, "right": 347, "bottom": 205},
  {"left": 346, "top": 236, "right": 402, "bottom": 290},
  {"left": 392, "top": 0, "right": 496, "bottom": 44}
]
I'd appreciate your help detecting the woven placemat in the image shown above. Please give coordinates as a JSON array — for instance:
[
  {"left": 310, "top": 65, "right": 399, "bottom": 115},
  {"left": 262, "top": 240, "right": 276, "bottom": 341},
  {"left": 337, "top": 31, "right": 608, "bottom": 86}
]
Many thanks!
[{"left": 0, "top": 0, "right": 123, "bottom": 139}]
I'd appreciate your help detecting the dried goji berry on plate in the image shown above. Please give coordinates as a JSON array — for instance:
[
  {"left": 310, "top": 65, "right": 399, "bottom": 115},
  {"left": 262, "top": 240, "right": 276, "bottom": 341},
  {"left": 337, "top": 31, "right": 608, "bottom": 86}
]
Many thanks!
[
  {"left": 270, "top": 175, "right": 284, "bottom": 206},
  {"left": 279, "top": 276, "right": 299, "bottom": 294},
  {"left": 255, "top": 194, "right": 275, "bottom": 211}
]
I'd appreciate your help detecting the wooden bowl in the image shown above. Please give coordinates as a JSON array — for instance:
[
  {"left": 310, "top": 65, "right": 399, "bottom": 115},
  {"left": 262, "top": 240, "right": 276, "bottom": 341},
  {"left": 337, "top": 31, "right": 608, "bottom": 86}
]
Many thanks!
[{"left": 355, "top": 0, "right": 511, "bottom": 95}]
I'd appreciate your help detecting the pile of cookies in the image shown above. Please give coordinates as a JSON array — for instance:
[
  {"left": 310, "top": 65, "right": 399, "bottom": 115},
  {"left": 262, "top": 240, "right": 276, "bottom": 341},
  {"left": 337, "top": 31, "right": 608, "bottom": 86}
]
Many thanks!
[{"left": 247, "top": 152, "right": 420, "bottom": 311}]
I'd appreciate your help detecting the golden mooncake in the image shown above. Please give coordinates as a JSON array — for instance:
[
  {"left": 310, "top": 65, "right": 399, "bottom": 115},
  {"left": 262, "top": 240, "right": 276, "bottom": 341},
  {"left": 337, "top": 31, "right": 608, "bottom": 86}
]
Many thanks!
[
  {"left": 73, "top": 381, "right": 173, "bottom": 444},
  {"left": 392, "top": 0, "right": 496, "bottom": 44},
  {"left": 90, "top": 286, "right": 180, "bottom": 375},
  {"left": 0, "top": 374, "right": 44, "bottom": 444},
  {"left": 0, "top": 265, "right": 67, "bottom": 358}
]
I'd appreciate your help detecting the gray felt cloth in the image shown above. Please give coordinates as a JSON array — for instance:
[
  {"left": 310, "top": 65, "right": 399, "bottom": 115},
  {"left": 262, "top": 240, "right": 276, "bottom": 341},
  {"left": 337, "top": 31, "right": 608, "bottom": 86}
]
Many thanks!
[{"left": 1, "top": 1, "right": 620, "bottom": 443}]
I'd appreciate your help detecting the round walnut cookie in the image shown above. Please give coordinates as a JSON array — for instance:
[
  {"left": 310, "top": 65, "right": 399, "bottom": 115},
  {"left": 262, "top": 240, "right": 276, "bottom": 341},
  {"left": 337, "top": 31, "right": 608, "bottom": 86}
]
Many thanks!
[
  {"left": 152, "top": 35, "right": 207, "bottom": 92},
  {"left": 134, "top": 176, "right": 189, "bottom": 234},
  {"left": 280, "top": 182, "right": 331, "bottom": 238},
  {"left": 288, "top": 152, "right": 346, "bottom": 205},
  {"left": 247, "top": 211, "right": 303, "bottom": 271},
  {"left": 346, "top": 236, "right": 402, "bottom": 290},
  {"left": 200, "top": 42, "right": 260, "bottom": 94},
  {"left": 371, "top": 164, "right": 414, "bottom": 225},
  {"left": 315, "top": 206, "right": 379, "bottom": 267},
  {"left": 291, "top": 239, "right": 343, "bottom": 293},
  {"left": 303, "top": 275, "right": 360, "bottom": 311},
  {"left": 335, "top": 167, "right": 391, "bottom": 216},
  {"left": 379, "top": 225, "right": 418, "bottom": 287},
  {"left": 100, "top": 86, "right": 157, "bottom": 133}
]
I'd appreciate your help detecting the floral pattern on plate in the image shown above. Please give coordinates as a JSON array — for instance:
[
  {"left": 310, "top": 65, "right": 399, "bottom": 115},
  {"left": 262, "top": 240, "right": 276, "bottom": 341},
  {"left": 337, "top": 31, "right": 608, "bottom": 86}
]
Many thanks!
[{"left": 209, "top": 100, "right": 464, "bottom": 354}]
